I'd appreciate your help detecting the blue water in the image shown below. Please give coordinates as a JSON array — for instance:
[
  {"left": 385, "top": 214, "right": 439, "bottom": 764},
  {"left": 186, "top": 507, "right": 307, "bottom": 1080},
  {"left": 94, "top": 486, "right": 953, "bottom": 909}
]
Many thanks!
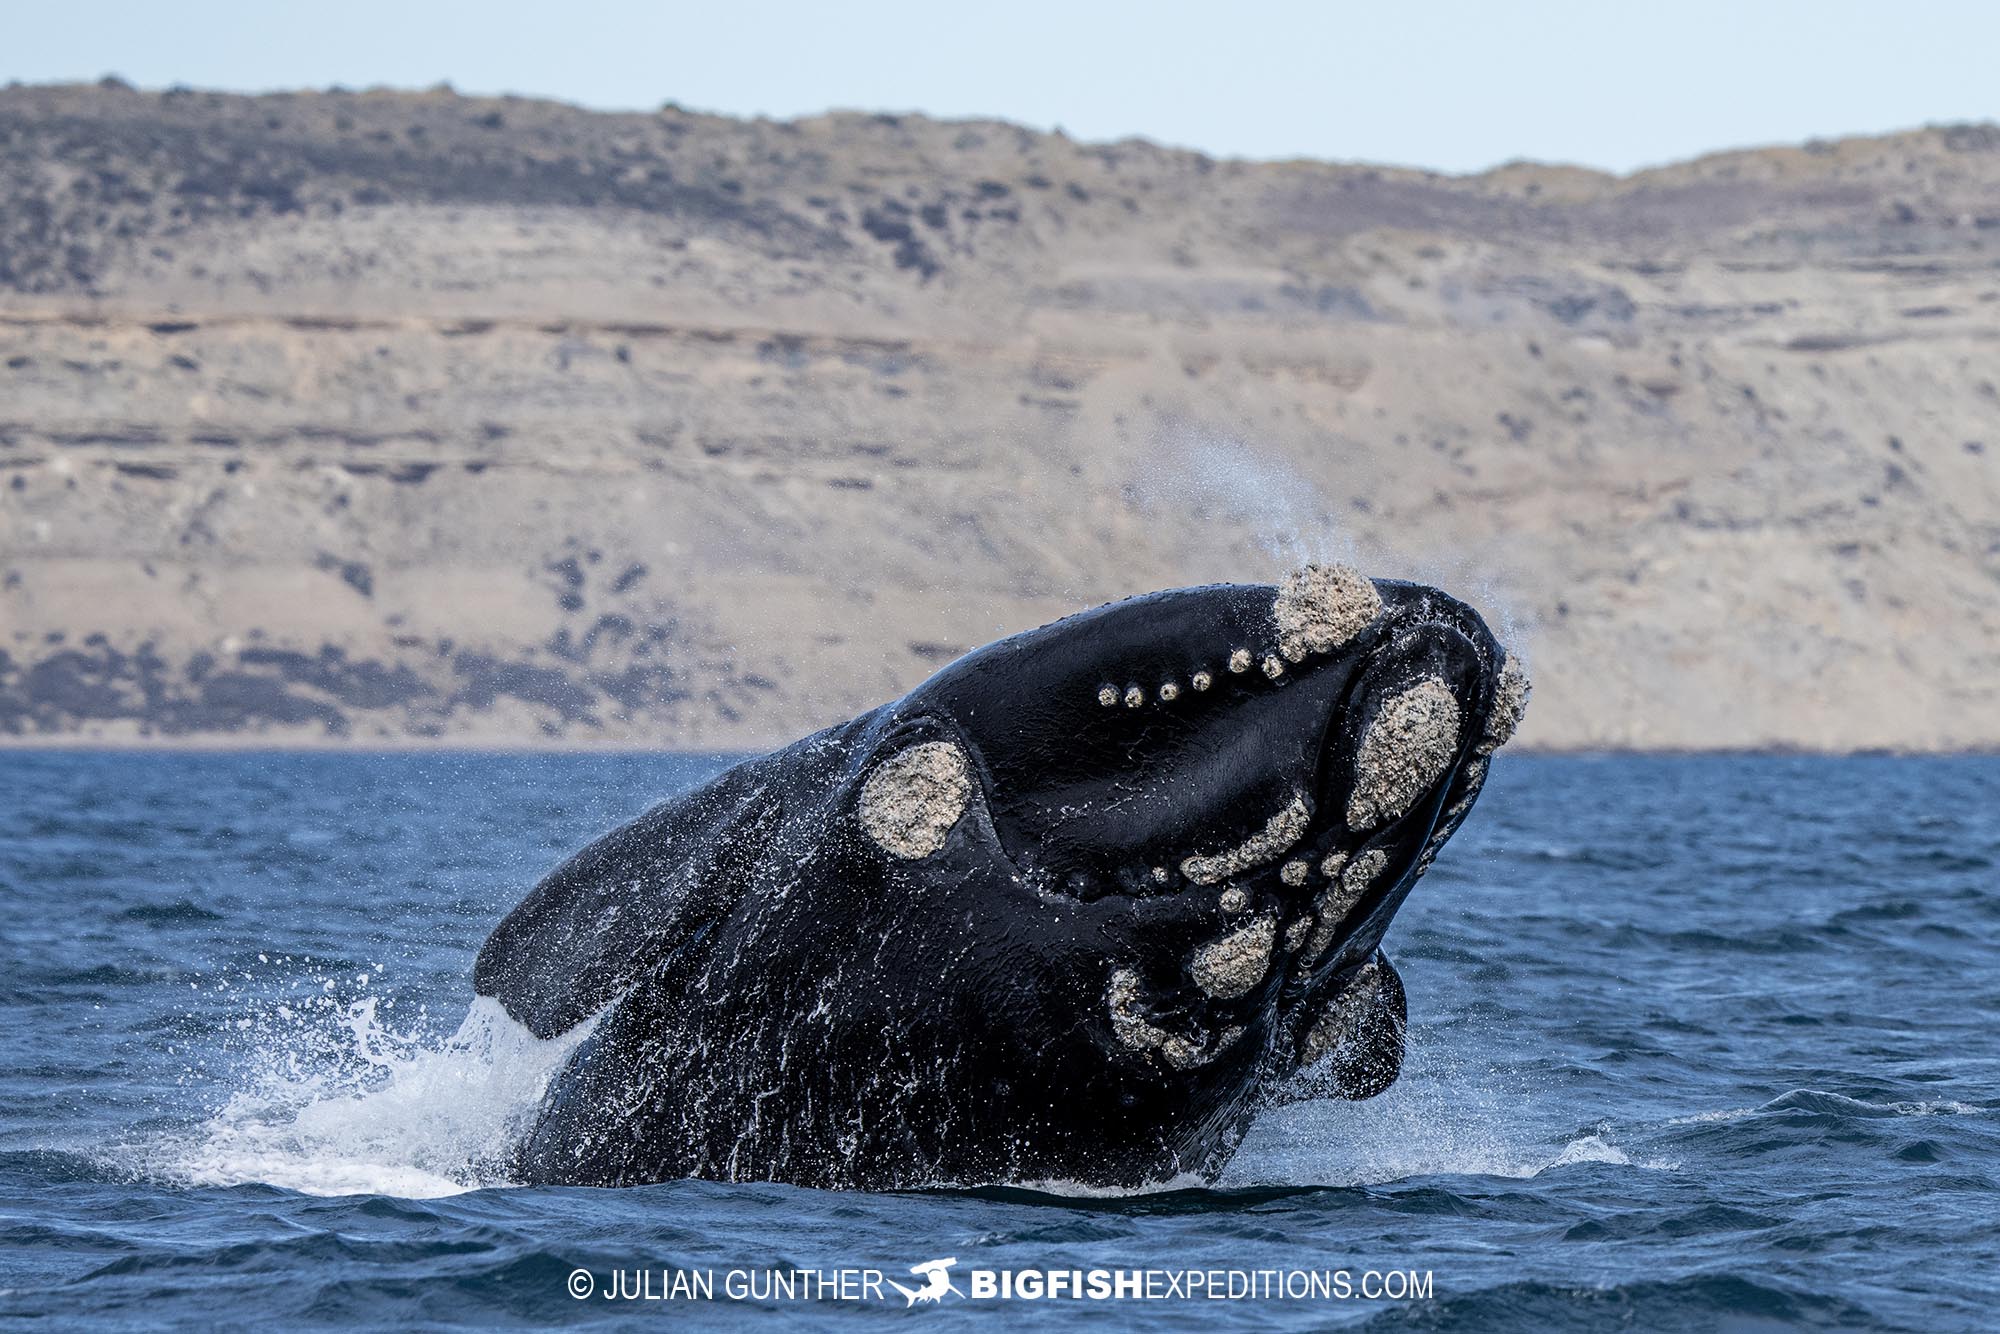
[{"left": 1, "top": 752, "right": 1996, "bottom": 1331}]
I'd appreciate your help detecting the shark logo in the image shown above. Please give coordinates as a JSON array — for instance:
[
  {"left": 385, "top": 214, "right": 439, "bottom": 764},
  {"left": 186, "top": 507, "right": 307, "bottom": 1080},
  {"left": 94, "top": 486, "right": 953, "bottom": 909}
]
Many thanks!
[{"left": 887, "top": 1257, "right": 962, "bottom": 1306}]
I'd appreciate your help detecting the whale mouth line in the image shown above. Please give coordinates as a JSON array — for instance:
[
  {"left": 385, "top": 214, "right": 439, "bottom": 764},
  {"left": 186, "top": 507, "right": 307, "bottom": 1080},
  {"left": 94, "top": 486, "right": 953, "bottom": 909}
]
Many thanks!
[
  {"left": 961, "top": 619, "right": 1371, "bottom": 908},
  {"left": 1018, "top": 667, "right": 1368, "bottom": 912},
  {"left": 991, "top": 727, "right": 1356, "bottom": 908}
]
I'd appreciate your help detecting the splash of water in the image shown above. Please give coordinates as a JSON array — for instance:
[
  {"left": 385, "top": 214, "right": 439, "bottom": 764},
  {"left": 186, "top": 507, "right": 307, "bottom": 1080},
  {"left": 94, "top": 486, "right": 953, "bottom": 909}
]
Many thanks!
[
  {"left": 1118, "top": 429, "right": 1534, "bottom": 671},
  {"left": 1122, "top": 428, "right": 1358, "bottom": 581},
  {"left": 1222, "top": 1036, "right": 1670, "bottom": 1187},
  {"left": 147, "top": 995, "right": 591, "bottom": 1199}
]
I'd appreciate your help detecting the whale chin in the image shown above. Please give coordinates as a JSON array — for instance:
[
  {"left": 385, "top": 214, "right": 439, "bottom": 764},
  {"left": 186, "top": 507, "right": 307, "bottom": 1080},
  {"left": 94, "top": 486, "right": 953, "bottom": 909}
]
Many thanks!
[{"left": 475, "top": 564, "right": 1528, "bottom": 1189}]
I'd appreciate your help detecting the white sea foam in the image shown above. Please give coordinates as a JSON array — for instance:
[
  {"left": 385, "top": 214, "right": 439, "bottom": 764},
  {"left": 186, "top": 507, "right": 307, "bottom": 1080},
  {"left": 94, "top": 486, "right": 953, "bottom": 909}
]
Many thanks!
[
  {"left": 136, "top": 962, "right": 1709, "bottom": 1201},
  {"left": 1899, "top": 1100, "right": 1983, "bottom": 1117},
  {"left": 1007, "top": 1171, "right": 1215, "bottom": 1199},
  {"left": 147, "top": 995, "right": 590, "bottom": 1199},
  {"left": 1666, "top": 1106, "right": 1760, "bottom": 1125},
  {"left": 1544, "top": 1133, "right": 1645, "bottom": 1170},
  {"left": 1670, "top": 1091, "right": 1986, "bottom": 1125},
  {"left": 1223, "top": 1038, "right": 1675, "bottom": 1187}
]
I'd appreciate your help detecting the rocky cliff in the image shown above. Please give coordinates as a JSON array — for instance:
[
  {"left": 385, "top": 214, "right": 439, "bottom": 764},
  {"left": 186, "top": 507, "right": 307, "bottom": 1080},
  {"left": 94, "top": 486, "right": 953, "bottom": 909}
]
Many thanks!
[{"left": 3, "top": 81, "right": 1998, "bottom": 749}]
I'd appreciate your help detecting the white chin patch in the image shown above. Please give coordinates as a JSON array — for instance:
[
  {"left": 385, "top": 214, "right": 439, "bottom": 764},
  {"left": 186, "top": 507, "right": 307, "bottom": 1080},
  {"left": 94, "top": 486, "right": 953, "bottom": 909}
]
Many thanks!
[
  {"left": 858, "top": 739, "right": 973, "bottom": 859},
  {"left": 1272, "top": 563, "right": 1383, "bottom": 661},
  {"left": 1346, "top": 677, "right": 1462, "bottom": 831}
]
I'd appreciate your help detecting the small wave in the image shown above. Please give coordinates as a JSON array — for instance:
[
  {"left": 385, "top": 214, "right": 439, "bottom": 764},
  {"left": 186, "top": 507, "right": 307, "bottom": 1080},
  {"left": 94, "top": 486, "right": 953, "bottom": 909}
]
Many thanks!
[
  {"left": 1224, "top": 1038, "right": 1674, "bottom": 1187},
  {"left": 935, "top": 1133, "right": 1670, "bottom": 1202},
  {"left": 1762, "top": 1089, "right": 1985, "bottom": 1119},
  {"left": 1667, "top": 1091, "right": 1986, "bottom": 1131},
  {"left": 1541, "top": 1133, "right": 1631, "bottom": 1170},
  {"left": 1666, "top": 1106, "right": 1759, "bottom": 1125},
  {"left": 131, "top": 996, "right": 590, "bottom": 1199},
  {"left": 1226, "top": 1108, "right": 1675, "bottom": 1186},
  {"left": 118, "top": 899, "right": 225, "bottom": 924},
  {"left": 1394, "top": 1272, "right": 1890, "bottom": 1332},
  {"left": 994, "top": 1172, "right": 1215, "bottom": 1200}
]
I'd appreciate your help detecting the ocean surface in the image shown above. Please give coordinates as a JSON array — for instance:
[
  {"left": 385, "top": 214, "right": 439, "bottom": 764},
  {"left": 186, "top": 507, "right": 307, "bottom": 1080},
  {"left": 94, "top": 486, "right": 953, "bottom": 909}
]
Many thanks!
[{"left": 0, "top": 751, "right": 1995, "bottom": 1331}]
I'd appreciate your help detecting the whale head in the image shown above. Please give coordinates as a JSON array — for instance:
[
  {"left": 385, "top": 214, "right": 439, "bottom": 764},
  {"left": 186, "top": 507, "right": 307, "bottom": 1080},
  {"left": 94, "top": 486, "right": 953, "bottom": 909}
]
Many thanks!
[
  {"left": 478, "top": 565, "right": 1527, "bottom": 1189},
  {"left": 856, "top": 566, "right": 1528, "bottom": 1161}
]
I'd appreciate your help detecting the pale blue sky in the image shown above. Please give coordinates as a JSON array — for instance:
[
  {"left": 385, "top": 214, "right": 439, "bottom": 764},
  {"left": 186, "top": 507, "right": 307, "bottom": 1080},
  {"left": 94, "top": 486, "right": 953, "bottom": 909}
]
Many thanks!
[{"left": 8, "top": 1, "right": 1996, "bottom": 175}]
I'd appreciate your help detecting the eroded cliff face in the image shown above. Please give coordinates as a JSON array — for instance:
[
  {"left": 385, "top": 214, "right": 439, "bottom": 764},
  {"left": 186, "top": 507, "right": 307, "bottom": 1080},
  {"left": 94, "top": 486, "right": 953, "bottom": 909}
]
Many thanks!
[{"left": 3, "top": 82, "right": 1997, "bottom": 750}]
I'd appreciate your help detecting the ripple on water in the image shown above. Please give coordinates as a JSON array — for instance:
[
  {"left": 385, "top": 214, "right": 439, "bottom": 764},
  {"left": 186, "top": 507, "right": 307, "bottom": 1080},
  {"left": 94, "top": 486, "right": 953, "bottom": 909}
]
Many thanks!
[{"left": 2, "top": 752, "right": 1999, "bottom": 1332}]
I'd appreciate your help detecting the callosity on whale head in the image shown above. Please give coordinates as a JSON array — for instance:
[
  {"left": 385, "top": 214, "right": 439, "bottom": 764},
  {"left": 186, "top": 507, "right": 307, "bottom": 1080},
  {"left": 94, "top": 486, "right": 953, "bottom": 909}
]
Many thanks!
[{"left": 474, "top": 565, "right": 1528, "bottom": 1189}]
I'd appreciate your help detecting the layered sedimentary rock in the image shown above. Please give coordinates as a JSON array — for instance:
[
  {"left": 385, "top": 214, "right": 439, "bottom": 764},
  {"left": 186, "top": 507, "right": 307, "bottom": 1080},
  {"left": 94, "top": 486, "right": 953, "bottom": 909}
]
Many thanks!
[{"left": 2, "top": 82, "right": 1997, "bottom": 749}]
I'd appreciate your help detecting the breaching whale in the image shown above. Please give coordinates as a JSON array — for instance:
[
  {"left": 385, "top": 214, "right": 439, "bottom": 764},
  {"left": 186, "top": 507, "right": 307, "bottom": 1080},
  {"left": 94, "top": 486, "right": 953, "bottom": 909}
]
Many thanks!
[{"left": 475, "top": 565, "right": 1528, "bottom": 1188}]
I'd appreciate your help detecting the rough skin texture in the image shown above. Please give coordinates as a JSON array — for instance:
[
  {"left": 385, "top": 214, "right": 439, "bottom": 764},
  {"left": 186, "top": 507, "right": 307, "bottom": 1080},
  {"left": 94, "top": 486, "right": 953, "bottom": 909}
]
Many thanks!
[
  {"left": 857, "top": 740, "right": 972, "bottom": 859},
  {"left": 1301, "top": 958, "right": 1395, "bottom": 1065},
  {"left": 1299, "top": 847, "right": 1388, "bottom": 966},
  {"left": 1345, "top": 847, "right": 1389, "bottom": 895},
  {"left": 1346, "top": 678, "right": 1463, "bottom": 831},
  {"left": 1477, "top": 654, "right": 1532, "bottom": 755},
  {"left": 1273, "top": 563, "right": 1385, "bottom": 662},
  {"left": 1189, "top": 915, "right": 1279, "bottom": 1000},
  {"left": 1108, "top": 969, "right": 1242, "bottom": 1070},
  {"left": 1179, "top": 796, "right": 1312, "bottom": 885}
]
